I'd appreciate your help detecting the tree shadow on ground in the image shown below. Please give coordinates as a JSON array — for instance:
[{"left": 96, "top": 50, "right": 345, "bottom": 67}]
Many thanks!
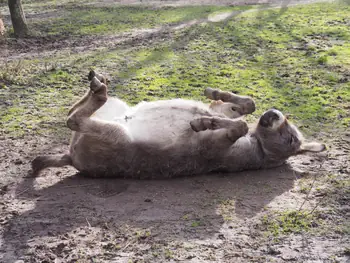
[
  {"left": 2, "top": 163, "right": 297, "bottom": 260},
  {"left": 1, "top": 0, "right": 301, "bottom": 140}
]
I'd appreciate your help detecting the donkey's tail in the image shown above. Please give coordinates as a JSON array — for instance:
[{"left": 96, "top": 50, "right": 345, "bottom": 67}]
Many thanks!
[{"left": 31, "top": 154, "right": 72, "bottom": 176}]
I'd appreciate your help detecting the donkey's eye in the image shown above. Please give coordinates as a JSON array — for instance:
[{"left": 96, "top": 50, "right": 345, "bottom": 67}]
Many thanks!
[{"left": 231, "top": 107, "right": 237, "bottom": 111}]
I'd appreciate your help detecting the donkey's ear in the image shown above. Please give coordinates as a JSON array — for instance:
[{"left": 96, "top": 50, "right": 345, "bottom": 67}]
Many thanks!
[{"left": 297, "top": 142, "right": 326, "bottom": 154}]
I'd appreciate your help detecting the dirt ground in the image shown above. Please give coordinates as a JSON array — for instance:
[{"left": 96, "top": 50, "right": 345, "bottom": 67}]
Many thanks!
[
  {"left": 1, "top": 131, "right": 349, "bottom": 262},
  {"left": 1, "top": 0, "right": 349, "bottom": 262}
]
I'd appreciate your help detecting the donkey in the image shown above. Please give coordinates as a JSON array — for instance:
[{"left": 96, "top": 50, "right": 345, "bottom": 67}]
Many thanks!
[{"left": 32, "top": 71, "right": 325, "bottom": 178}]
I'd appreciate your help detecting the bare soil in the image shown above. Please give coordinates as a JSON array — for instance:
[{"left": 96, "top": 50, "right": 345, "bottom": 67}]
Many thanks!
[{"left": 0, "top": 133, "right": 349, "bottom": 262}]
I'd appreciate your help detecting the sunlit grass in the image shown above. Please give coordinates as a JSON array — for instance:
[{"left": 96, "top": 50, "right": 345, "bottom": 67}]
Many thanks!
[{"left": 1, "top": 2, "right": 349, "bottom": 137}]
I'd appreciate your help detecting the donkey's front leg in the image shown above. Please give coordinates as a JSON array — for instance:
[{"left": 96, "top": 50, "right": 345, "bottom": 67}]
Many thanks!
[{"left": 190, "top": 116, "right": 248, "bottom": 142}]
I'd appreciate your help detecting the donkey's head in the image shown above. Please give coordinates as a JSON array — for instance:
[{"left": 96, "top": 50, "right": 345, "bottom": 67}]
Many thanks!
[{"left": 255, "top": 109, "right": 325, "bottom": 165}]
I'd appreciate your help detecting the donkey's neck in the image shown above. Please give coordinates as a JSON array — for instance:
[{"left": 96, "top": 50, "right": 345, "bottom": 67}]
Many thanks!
[
  {"left": 222, "top": 133, "right": 265, "bottom": 172},
  {"left": 248, "top": 132, "right": 288, "bottom": 169}
]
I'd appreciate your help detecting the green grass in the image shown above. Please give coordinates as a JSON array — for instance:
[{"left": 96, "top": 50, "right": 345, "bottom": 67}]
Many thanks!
[
  {"left": 28, "top": 4, "right": 253, "bottom": 38},
  {"left": 261, "top": 210, "right": 320, "bottom": 237},
  {"left": 1, "top": 2, "right": 349, "bottom": 137}
]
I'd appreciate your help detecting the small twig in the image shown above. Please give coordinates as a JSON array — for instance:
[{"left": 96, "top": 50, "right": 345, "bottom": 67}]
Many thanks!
[
  {"left": 298, "top": 158, "right": 326, "bottom": 211},
  {"left": 86, "top": 217, "right": 91, "bottom": 228},
  {"left": 95, "top": 191, "right": 119, "bottom": 198},
  {"left": 60, "top": 184, "right": 94, "bottom": 189},
  {"left": 16, "top": 188, "right": 29, "bottom": 197},
  {"left": 120, "top": 241, "right": 132, "bottom": 252},
  {"left": 95, "top": 190, "right": 105, "bottom": 196},
  {"left": 309, "top": 194, "right": 328, "bottom": 215},
  {"left": 293, "top": 170, "right": 299, "bottom": 180}
]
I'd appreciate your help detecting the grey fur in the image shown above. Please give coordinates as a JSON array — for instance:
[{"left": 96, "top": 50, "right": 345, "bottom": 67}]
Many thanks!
[{"left": 31, "top": 74, "right": 325, "bottom": 178}]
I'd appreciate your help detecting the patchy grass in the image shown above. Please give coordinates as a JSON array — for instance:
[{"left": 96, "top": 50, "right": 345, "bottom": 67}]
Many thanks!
[
  {"left": 217, "top": 199, "right": 235, "bottom": 222},
  {"left": 316, "top": 173, "right": 350, "bottom": 208},
  {"left": 280, "top": 171, "right": 350, "bottom": 239},
  {"left": 1, "top": 2, "right": 350, "bottom": 138},
  {"left": 12, "top": 3, "right": 254, "bottom": 38},
  {"left": 260, "top": 210, "right": 321, "bottom": 238}
]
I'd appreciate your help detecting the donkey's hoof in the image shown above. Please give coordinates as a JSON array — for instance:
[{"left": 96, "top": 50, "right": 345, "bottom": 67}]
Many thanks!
[
  {"left": 90, "top": 76, "right": 107, "bottom": 94},
  {"left": 204, "top": 87, "right": 221, "bottom": 100},
  {"left": 88, "top": 70, "right": 96, "bottom": 81},
  {"left": 190, "top": 117, "right": 219, "bottom": 132},
  {"left": 235, "top": 120, "right": 249, "bottom": 134},
  {"left": 88, "top": 70, "right": 107, "bottom": 84},
  {"left": 190, "top": 118, "right": 205, "bottom": 132}
]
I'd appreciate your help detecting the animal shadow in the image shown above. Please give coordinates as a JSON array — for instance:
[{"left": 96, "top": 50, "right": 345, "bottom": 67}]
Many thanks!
[{"left": 2, "top": 164, "right": 297, "bottom": 260}]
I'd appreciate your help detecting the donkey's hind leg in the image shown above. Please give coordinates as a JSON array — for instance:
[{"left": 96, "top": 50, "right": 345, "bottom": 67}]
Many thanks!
[
  {"left": 66, "top": 77, "right": 131, "bottom": 143},
  {"left": 205, "top": 87, "right": 255, "bottom": 115},
  {"left": 67, "top": 70, "right": 108, "bottom": 116}
]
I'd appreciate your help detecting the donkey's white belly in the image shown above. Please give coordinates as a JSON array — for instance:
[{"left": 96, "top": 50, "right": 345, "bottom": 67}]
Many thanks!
[
  {"left": 91, "top": 97, "right": 129, "bottom": 121},
  {"left": 91, "top": 98, "right": 213, "bottom": 144}
]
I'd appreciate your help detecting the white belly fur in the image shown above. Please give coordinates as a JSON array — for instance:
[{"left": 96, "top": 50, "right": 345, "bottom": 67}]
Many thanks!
[{"left": 91, "top": 98, "right": 213, "bottom": 144}]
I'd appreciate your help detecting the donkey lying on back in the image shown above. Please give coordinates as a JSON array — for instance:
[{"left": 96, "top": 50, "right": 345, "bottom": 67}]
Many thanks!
[{"left": 32, "top": 71, "right": 325, "bottom": 178}]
